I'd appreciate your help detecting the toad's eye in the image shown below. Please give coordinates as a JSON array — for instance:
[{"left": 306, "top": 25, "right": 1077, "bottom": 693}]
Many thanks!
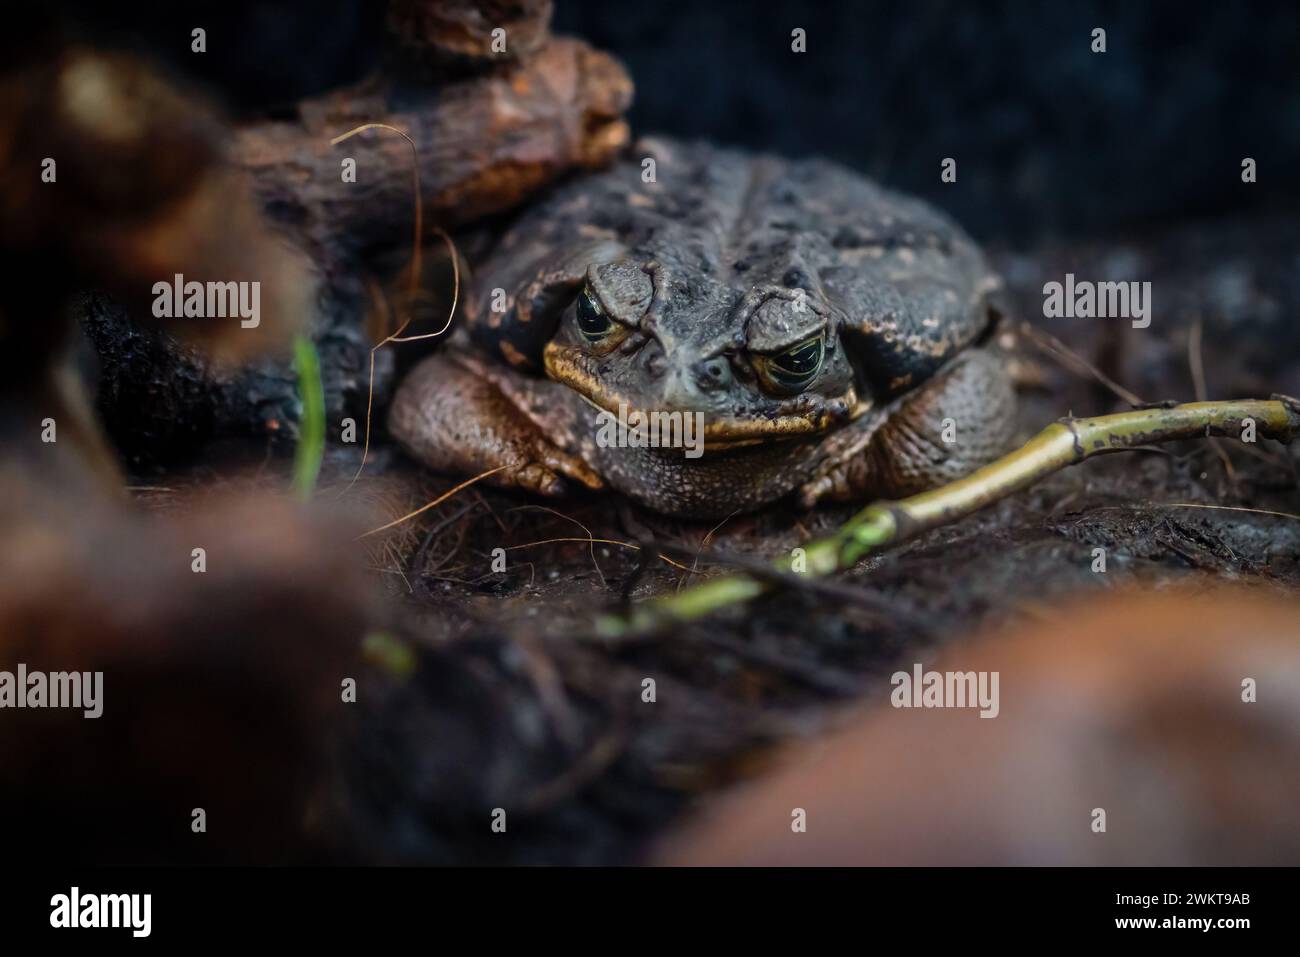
[
  {"left": 575, "top": 287, "right": 615, "bottom": 341},
  {"left": 756, "top": 335, "right": 825, "bottom": 394}
]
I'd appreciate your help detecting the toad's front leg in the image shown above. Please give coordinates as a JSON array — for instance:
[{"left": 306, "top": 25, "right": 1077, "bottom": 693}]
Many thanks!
[
  {"left": 388, "top": 352, "right": 604, "bottom": 496},
  {"left": 798, "top": 347, "right": 1015, "bottom": 507}
]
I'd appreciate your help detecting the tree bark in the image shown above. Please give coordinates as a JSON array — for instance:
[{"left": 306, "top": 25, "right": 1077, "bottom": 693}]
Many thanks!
[{"left": 235, "top": 37, "right": 632, "bottom": 264}]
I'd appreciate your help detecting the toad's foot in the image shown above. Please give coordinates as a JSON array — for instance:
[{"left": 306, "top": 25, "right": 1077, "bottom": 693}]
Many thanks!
[
  {"left": 388, "top": 353, "right": 604, "bottom": 496},
  {"left": 798, "top": 347, "right": 1015, "bottom": 507}
]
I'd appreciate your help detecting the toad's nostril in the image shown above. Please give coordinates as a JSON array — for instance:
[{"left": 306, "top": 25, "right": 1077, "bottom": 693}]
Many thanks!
[
  {"left": 695, "top": 357, "right": 732, "bottom": 390},
  {"left": 644, "top": 345, "right": 667, "bottom": 377}
]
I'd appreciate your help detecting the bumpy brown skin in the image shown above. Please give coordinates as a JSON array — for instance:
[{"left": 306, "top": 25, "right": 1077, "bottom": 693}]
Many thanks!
[{"left": 390, "top": 138, "right": 1015, "bottom": 519}]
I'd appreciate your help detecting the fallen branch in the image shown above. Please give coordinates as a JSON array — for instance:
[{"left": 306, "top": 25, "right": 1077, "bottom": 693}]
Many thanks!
[
  {"left": 234, "top": 37, "right": 632, "bottom": 260},
  {"left": 600, "top": 397, "right": 1300, "bottom": 637}
]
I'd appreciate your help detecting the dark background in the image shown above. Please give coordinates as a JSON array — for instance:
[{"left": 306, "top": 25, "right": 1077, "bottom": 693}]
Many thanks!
[{"left": 28, "top": 0, "right": 1300, "bottom": 241}]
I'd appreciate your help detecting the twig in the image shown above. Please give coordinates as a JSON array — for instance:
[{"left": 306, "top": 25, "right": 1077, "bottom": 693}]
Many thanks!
[
  {"left": 505, "top": 537, "right": 693, "bottom": 572},
  {"left": 357, "top": 466, "right": 508, "bottom": 538},
  {"left": 1018, "top": 321, "right": 1144, "bottom": 406},
  {"left": 412, "top": 499, "right": 484, "bottom": 592},
  {"left": 650, "top": 540, "right": 924, "bottom": 629},
  {"left": 508, "top": 505, "right": 608, "bottom": 587},
  {"left": 600, "top": 397, "right": 1300, "bottom": 637},
  {"left": 1160, "top": 502, "right": 1300, "bottom": 522},
  {"left": 1188, "top": 317, "right": 1237, "bottom": 485},
  {"left": 678, "top": 509, "right": 739, "bottom": 591},
  {"left": 330, "top": 123, "right": 462, "bottom": 492}
]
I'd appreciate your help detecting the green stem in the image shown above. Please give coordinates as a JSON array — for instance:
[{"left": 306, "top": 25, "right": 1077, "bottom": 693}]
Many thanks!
[
  {"left": 600, "top": 398, "right": 1300, "bottom": 637},
  {"left": 292, "top": 334, "right": 325, "bottom": 501}
]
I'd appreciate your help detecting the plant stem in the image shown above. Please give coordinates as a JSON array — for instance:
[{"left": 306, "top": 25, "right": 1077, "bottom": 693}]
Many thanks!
[
  {"left": 292, "top": 334, "right": 325, "bottom": 501},
  {"left": 600, "top": 398, "right": 1300, "bottom": 637}
]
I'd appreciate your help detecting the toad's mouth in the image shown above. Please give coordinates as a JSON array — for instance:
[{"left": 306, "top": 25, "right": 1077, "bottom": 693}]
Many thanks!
[{"left": 545, "top": 349, "right": 866, "bottom": 450}]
